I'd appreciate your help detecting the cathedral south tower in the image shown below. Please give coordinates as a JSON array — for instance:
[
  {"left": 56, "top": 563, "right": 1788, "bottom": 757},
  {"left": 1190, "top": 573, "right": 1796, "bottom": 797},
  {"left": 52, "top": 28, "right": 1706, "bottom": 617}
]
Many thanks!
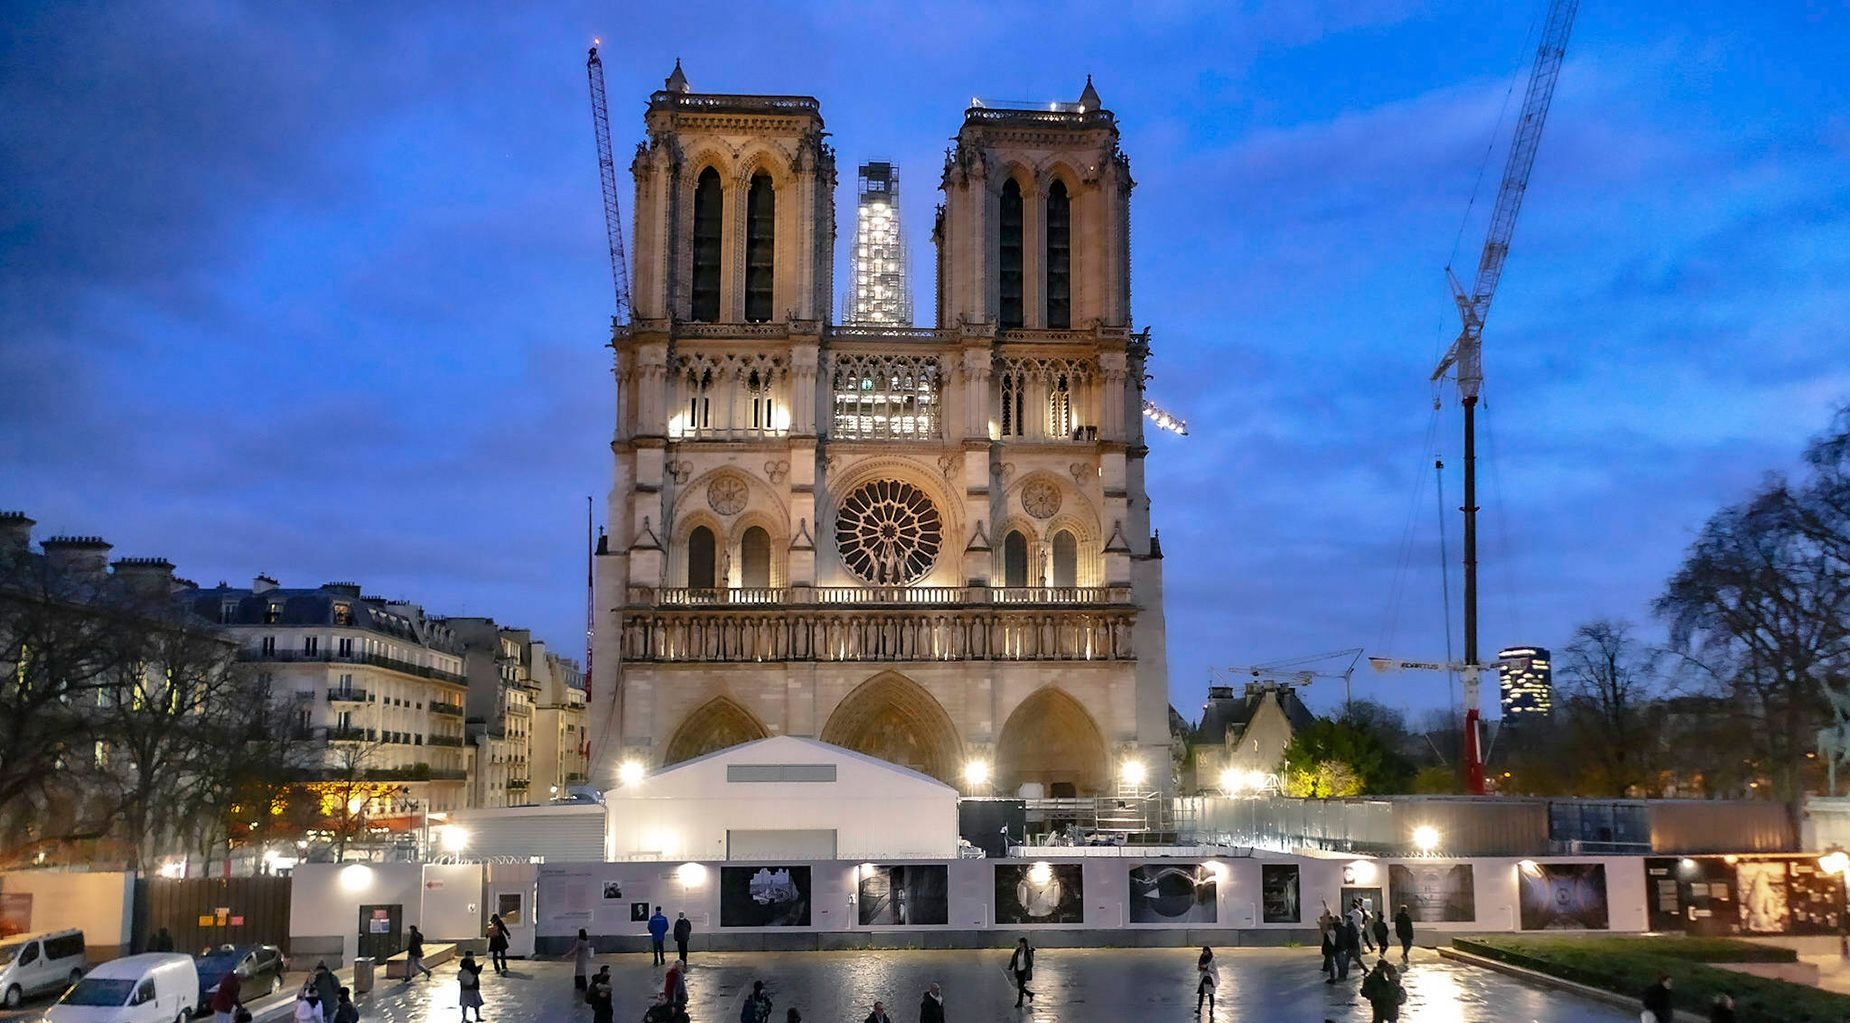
[{"left": 590, "top": 68, "right": 1171, "bottom": 799}]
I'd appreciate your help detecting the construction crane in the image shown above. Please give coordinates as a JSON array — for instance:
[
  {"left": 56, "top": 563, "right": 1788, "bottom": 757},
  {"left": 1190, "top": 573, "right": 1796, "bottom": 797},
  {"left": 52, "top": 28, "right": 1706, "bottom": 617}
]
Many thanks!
[
  {"left": 1415, "top": 0, "right": 1579, "bottom": 796},
  {"left": 1213, "top": 648, "right": 1366, "bottom": 706},
  {"left": 586, "top": 43, "right": 632, "bottom": 323}
]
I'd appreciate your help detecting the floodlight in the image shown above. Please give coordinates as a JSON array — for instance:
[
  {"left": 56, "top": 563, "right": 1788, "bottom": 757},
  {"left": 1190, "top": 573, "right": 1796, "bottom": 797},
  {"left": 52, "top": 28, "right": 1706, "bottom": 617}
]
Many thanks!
[
  {"left": 441, "top": 826, "right": 470, "bottom": 854},
  {"left": 1412, "top": 825, "right": 1440, "bottom": 854},
  {"left": 618, "top": 759, "right": 646, "bottom": 787},
  {"left": 963, "top": 760, "right": 991, "bottom": 787},
  {"left": 1120, "top": 759, "right": 1148, "bottom": 787}
]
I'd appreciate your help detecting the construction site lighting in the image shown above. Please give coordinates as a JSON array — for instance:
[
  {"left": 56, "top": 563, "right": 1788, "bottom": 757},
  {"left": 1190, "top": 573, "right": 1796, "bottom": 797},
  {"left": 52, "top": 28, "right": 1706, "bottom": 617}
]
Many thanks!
[
  {"left": 1412, "top": 825, "right": 1440, "bottom": 854},
  {"left": 1120, "top": 759, "right": 1147, "bottom": 787},
  {"left": 440, "top": 826, "right": 470, "bottom": 854},
  {"left": 675, "top": 862, "right": 708, "bottom": 888},
  {"left": 618, "top": 759, "right": 646, "bottom": 787},
  {"left": 962, "top": 760, "right": 991, "bottom": 787},
  {"left": 1821, "top": 851, "right": 1849, "bottom": 876}
]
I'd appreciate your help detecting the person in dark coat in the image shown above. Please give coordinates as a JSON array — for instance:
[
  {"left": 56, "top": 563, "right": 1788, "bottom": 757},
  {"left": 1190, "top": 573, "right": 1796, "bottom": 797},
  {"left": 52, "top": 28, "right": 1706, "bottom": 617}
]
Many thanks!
[
  {"left": 1320, "top": 927, "right": 1338, "bottom": 984},
  {"left": 1341, "top": 919, "right": 1363, "bottom": 980},
  {"left": 332, "top": 988, "right": 359, "bottom": 1023},
  {"left": 739, "top": 980, "right": 772, "bottom": 1023},
  {"left": 672, "top": 912, "right": 693, "bottom": 964},
  {"left": 1371, "top": 913, "right": 1390, "bottom": 957},
  {"left": 1709, "top": 992, "right": 1736, "bottom": 1023},
  {"left": 1641, "top": 973, "right": 1674, "bottom": 1023},
  {"left": 405, "top": 926, "right": 435, "bottom": 981},
  {"left": 918, "top": 983, "right": 945, "bottom": 1023},
  {"left": 587, "top": 969, "right": 614, "bottom": 1023},
  {"left": 456, "top": 954, "right": 485, "bottom": 1023},
  {"left": 648, "top": 907, "right": 670, "bottom": 966},
  {"left": 864, "top": 1001, "right": 892, "bottom": 1023},
  {"left": 1009, "top": 938, "right": 1035, "bottom": 1006},
  {"left": 312, "top": 963, "right": 340, "bottom": 1023},
  {"left": 1393, "top": 906, "right": 1414, "bottom": 963},
  {"left": 1359, "top": 959, "right": 1404, "bottom": 1023},
  {"left": 486, "top": 914, "right": 511, "bottom": 975}
]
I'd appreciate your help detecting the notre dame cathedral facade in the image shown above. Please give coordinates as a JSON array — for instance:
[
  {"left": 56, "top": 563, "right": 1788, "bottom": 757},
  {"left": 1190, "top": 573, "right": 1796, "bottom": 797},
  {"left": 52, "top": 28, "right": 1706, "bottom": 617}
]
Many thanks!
[{"left": 588, "top": 65, "right": 1171, "bottom": 797}]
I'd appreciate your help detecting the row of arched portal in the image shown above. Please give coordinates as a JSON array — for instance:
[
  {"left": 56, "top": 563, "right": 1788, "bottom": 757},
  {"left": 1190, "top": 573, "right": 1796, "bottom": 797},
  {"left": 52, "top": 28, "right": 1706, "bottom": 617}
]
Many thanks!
[{"left": 657, "top": 672, "right": 1111, "bottom": 796}]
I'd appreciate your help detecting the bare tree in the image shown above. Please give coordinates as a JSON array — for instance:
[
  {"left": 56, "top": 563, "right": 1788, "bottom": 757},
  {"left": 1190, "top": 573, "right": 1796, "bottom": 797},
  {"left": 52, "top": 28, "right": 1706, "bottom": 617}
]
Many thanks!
[{"left": 1556, "top": 619, "right": 1660, "bottom": 797}]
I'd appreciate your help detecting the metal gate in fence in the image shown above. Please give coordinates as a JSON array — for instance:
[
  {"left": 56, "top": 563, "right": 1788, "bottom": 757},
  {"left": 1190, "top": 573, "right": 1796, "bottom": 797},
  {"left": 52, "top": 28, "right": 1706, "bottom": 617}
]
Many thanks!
[{"left": 133, "top": 876, "right": 292, "bottom": 956}]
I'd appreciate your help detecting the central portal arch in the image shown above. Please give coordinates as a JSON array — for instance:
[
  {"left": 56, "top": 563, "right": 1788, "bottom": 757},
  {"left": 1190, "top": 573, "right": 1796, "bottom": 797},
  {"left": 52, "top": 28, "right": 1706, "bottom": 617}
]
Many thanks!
[
  {"left": 661, "top": 696, "right": 770, "bottom": 766},
  {"left": 819, "top": 672, "right": 962, "bottom": 785},
  {"left": 996, "top": 686, "right": 1109, "bottom": 797}
]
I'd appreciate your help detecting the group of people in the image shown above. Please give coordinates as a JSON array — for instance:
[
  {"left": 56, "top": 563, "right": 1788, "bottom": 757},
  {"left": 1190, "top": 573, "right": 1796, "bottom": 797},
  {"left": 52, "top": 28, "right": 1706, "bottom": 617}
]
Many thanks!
[
  {"left": 1316, "top": 900, "right": 1409, "bottom": 1022},
  {"left": 290, "top": 962, "right": 359, "bottom": 1023}
]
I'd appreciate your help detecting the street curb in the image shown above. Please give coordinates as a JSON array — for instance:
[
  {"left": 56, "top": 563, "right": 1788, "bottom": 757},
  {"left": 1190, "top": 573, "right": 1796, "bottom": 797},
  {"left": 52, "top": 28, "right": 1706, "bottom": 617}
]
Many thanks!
[{"left": 1438, "top": 947, "right": 1705, "bottom": 1023}]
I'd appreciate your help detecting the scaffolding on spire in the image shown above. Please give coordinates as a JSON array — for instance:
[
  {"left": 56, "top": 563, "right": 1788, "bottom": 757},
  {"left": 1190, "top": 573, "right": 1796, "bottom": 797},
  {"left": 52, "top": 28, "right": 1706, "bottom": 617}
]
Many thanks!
[{"left": 842, "top": 162, "right": 912, "bottom": 326}]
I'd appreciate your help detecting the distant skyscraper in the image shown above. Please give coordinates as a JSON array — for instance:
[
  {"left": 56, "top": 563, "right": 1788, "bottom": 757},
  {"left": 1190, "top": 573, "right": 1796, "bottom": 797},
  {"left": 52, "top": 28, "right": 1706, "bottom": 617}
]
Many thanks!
[
  {"left": 1498, "top": 646, "right": 1554, "bottom": 719},
  {"left": 843, "top": 161, "right": 912, "bottom": 325}
]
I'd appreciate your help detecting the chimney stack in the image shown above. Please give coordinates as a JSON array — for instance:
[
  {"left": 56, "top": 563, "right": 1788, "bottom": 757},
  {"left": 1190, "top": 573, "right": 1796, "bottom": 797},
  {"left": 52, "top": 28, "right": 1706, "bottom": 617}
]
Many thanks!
[
  {"left": 253, "top": 574, "right": 279, "bottom": 594},
  {"left": 112, "top": 557, "right": 177, "bottom": 597},
  {"left": 0, "top": 511, "right": 34, "bottom": 555},
  {"left": 41, "top": 536, "right": 113, "bottom": 580}
]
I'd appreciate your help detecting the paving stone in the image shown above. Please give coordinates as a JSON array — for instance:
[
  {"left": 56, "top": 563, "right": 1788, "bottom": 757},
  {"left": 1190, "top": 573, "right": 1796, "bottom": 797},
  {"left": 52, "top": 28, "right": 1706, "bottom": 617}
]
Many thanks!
[{"left": 336, "top": 948, "right": 1638, "bottom": 1023}]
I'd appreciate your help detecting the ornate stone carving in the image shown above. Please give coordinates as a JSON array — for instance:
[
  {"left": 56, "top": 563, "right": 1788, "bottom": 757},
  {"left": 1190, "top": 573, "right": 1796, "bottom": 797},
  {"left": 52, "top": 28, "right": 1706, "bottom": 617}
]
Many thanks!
[
  {"left": 1069, "top": 462, "right": 1091, "bottom": 483},
  {"left": 1021, "top": 479, "right": 1062, "bottom": 519},
  {"left": 707, "top": 475, "right": 748, "bottom": 516},
  {"left": 667, "top": 461, "right": 692, "bottom": 485},
  {"left": 763, "top": 460, "right": 790, "bottom": 484},
  {"left": 834, "top": 480, "right": 943, "bottom": 585},
  {"left": 937, "top": 453, "right": 959, "bottom": 479}
]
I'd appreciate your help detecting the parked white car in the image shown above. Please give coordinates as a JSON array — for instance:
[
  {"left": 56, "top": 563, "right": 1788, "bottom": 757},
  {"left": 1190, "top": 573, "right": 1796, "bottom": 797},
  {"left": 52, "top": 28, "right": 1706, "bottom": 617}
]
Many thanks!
[
  {"left": 0, "top": 929, "right": 86, "bottom": 1008},
  {"left": 45, "top": 954, "right": 196, "bottom": 1023}
]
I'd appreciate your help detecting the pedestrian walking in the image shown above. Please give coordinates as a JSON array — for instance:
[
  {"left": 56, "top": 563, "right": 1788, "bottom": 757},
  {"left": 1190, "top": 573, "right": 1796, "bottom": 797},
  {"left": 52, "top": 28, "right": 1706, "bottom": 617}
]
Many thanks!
[
  {"left": 563, "top": 928, "right": 594, "bottom": 990},
  {"left": 1195, "top": 961, "right": 1217, "bottom": 1017},
  {"left": 740, "top": 980, "right": 773, "bottom": 1023},
  {"left": 1641, "top": 973, "right": 1673, "bottom": 1023},
  {"left": 648, "top": 907, "right": 670, "bottom": 966},
  {"left": 332, "top": 988, "right": 359, "bottom": 1023},
  {"left": 1709, "top": 992, "right": 1736, "bottom": 1023},
  {"left": 404, "top": 925, "right": 435, "bottom": 982},
  {"left": 292, "top": 989, "right": 321, "bottom": 1023},
  {"left": 864, "top": 1000, "right": 892, "bottom": 1023},
  {"left": 919, "top": 983, "right": 945, "bottom": 1023},
  {"left": 1353, "top": 901, "right": 1375, "bottom": 953},
  {"left": 1371, "top": 912, "right": 1389, "bottom": 956},
  {"left": 312, "top": 962, "right": 339, "bottom": 1023},
  {"left": 586, "top": 968, "right": 613, "bottom": 1023},
  {"left": 1320, "top": 927, "right": 1338, "bottom": 984},
  {"left": 1339, "top": 919, "right": 1363, "bottom": 980},
  {"left": 1008, "top": 937, "right": 1036, "bottom": 1007},
  {"left": 1359, "top": 959, "right": 1405, "bottom": 1023},
  {"left": 486, "top": 914, "right": 511, "bottom": 976},
  {"left": 1393, "top": 906, "right": 1414, "bottom": 963},
  {"left": 456, "top": 953, "right": 485, "bottom": 1023},
  {"left": 672, "top": 911, "right": 693, "bottom": 964},
  {"left": 209, "top": 968, "right": 242, "bottom": 1023},
  {"left": 664, "top": 961, "right": 689, "bottom": 1011}
]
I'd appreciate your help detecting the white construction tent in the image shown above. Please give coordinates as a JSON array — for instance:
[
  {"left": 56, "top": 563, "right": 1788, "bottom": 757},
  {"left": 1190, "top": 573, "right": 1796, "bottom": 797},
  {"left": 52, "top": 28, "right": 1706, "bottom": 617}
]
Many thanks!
[{"left": 606, "top": 735, "right": 960, "bottom": 861}]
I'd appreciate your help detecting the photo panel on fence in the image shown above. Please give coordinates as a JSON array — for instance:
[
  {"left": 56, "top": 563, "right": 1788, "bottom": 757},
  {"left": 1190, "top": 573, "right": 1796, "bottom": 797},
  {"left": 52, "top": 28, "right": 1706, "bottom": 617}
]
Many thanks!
[
  {"left": 857, "top": 865, "right": 950, "bottom": 926},
  {"left": 994, "top": 863, "right": 1084, "bottom": 924},
  {"left": 1518, "top": 863, "right": 1609, "bottom": 931},
  {"left": 1127, "top": 864, "right": 1217, "bottom": 924},
  {"left": 1261, "top": 863, "right": 1300, "bottom": 924},
  {"left": 719, "top": 866, "right": 812, "bottom": 927},
  {"left": 1388, "top": 863, "right": 1475, "bottom": 923}
]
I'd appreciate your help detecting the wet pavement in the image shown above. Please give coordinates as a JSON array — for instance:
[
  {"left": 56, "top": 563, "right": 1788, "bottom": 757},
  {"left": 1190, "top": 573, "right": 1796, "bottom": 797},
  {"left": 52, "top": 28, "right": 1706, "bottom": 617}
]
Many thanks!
[{"left": 323, "top": 948, "right": 1638, "bottom": 1023}]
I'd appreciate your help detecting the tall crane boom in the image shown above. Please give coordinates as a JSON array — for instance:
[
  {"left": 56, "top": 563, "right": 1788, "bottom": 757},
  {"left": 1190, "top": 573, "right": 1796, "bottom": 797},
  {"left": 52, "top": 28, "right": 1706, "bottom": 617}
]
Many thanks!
[
  {"left": 1433, "top": 0, "right": 1579, "bottom": 399},
  {"left": 586, "top": 44, "right": 632, "bottom": 323},
  {"left": 1426, "top": 0, "right": 1578, "bottom": 796}
]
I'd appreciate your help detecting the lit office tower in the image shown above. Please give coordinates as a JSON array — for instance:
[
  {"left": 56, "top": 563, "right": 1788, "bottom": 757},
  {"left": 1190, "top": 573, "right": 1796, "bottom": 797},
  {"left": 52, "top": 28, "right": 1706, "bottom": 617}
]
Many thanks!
[
  {"left": 1497, "top": 646, "right": 1554, "bottom": 719},
  {"left": 843, "top": 161, "right": 912, "bottom": 325}
]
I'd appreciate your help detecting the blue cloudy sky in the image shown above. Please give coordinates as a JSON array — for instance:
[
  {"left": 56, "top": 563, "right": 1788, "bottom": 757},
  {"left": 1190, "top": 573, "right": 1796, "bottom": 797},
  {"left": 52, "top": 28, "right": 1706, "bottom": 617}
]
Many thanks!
[{"left": 3, "top": 2, "right": 1845, "bottom": 722}]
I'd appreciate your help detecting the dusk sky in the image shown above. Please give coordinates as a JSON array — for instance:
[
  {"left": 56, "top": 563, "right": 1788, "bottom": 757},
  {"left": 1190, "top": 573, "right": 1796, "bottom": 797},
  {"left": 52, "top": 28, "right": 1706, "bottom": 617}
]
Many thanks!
[{"left": 4, "top": 2, "right": 1845, "bottom": 723}]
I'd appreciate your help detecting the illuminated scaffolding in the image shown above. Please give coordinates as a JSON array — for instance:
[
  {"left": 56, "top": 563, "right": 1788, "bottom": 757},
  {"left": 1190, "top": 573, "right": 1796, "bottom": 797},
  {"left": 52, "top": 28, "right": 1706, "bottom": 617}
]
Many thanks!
[{"left": 843, "top": 161, "right": 912, "bottom": 326}]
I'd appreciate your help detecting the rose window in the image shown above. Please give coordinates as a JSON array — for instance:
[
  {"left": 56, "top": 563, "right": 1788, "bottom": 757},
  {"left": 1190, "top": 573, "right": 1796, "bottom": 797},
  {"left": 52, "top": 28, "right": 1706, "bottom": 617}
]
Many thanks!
[{"left": 835, "top": 480, "right": 942, "bottom": 585}]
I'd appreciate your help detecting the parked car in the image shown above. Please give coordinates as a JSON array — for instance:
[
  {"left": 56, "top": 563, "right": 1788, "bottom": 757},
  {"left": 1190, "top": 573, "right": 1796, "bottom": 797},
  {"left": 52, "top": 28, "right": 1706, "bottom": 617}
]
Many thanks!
[
  {"left": 45, "top": 953, "right": 196, "bottom": 1023},
  {"left": 0, "top": 928, "right": 86, "bottom": 1008},
  {"left": 191, "top": 944, "right": 288, "bottom": 1010}
]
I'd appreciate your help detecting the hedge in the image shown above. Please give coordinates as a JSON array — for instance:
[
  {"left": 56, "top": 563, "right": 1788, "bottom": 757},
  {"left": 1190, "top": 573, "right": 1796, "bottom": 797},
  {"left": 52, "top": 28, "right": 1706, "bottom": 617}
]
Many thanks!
[{"left": 1455, "top": 935, "right": 1850, "bottom": 1022}]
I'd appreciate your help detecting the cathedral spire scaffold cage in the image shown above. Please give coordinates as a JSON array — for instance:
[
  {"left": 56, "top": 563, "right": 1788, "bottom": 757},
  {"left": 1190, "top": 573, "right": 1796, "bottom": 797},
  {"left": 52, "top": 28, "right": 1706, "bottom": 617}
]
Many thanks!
[{"left": 842, "top": 161, "right": 913, "bottom": 326}]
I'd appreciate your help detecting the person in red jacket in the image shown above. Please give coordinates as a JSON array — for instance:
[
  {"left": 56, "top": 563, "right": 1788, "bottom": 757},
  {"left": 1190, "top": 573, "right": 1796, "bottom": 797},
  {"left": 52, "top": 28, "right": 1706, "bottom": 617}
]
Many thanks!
[{"left": 209, "top": 970, "right": 242, "bottom": 1023}]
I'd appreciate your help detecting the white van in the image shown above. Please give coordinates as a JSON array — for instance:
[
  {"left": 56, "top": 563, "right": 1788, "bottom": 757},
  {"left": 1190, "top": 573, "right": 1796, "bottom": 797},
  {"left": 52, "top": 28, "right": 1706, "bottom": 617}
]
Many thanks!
[
  {"left": 45, "top": 954, "right": 197, "bottom": 1023},
  {"left": 0, "top": 929, "right": 86, "bottom": 1007}
]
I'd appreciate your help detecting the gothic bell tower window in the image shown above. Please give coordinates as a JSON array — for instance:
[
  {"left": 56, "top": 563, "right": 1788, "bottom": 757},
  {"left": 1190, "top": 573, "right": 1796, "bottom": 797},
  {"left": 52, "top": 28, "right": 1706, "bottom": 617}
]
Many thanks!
[
  {"left": 999, "top": 178, "right": 1024, "bottom": 328},
  {"left": 1046, "top": 179, "right": 1071, "bottom": 328},
  {"left": 745, "top": 173, "right": 775, "bottom": 322},
  {"left": 691, "top": 168, "right": 723, "bottom": 322}
]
